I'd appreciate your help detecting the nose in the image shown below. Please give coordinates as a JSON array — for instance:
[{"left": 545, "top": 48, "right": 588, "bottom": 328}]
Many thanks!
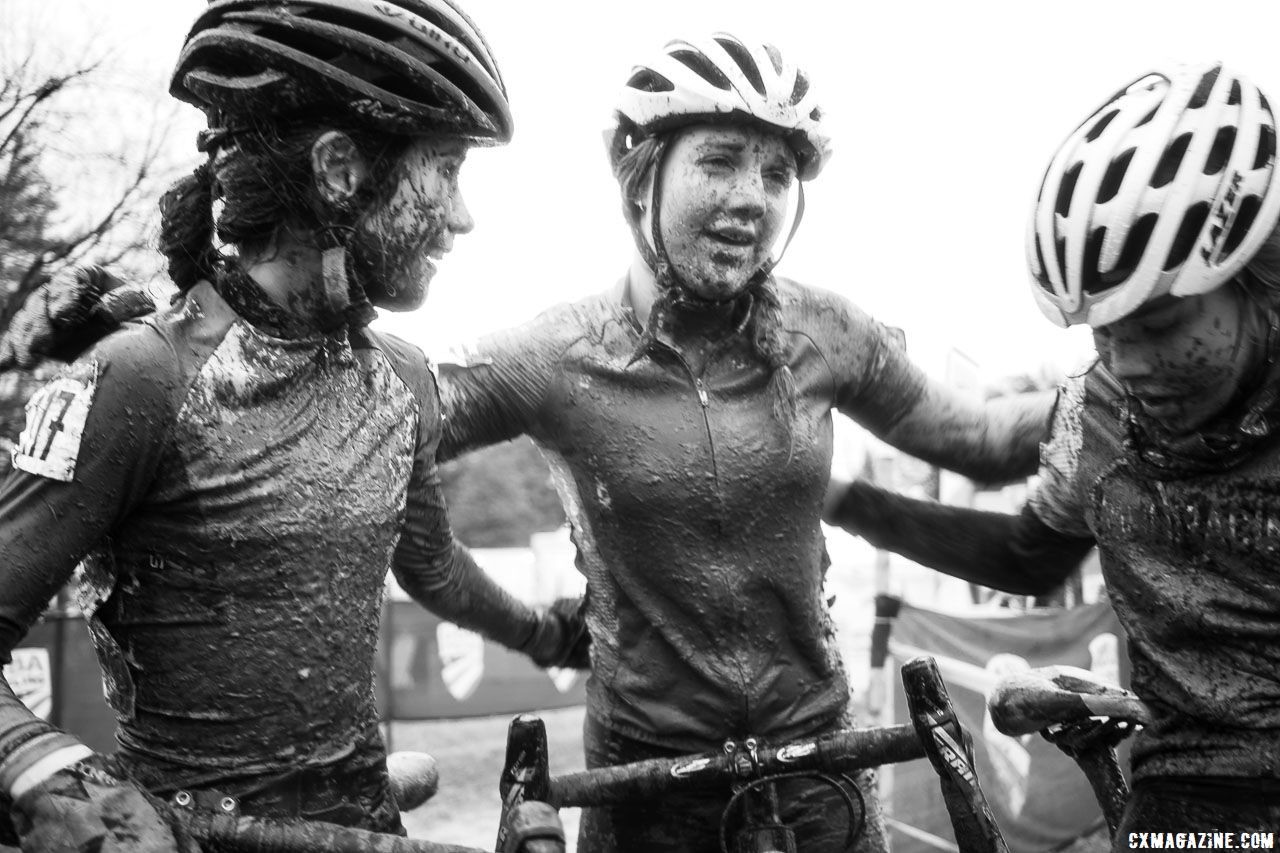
[
  {"left": 725, "top": 169, "right": 767, "bottom": 220},
  {"left": 449, "top": 188, "right": 475, "bottom": 236}
]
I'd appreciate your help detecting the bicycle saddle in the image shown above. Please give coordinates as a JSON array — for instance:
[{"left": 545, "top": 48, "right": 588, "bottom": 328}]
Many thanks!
[
  {"left": 387, "top": 751, "right": 440, "bottom": 811},
  {"left": 988, "top": 666, "right": 1152, "bottom": 737}
]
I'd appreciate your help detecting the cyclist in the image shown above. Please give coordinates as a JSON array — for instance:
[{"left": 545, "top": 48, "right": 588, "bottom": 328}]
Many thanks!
[
  {"left": 3, "top": 32, "right": 1056, "bottom": 851},
  {"left": 435, "top": 34, "right": 1053, "bottom": 852},
  {"left": 827, "top": 63, "right": 1280, "bottom": 834},
  {"left": 0, "top": 1, "right": 577, "bottom": 848}
]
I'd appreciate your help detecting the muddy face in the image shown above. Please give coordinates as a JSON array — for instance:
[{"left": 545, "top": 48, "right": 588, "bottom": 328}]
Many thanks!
[
  {"left": 351, "top": 137, "right": 474, "bottom": 310},
  {"left": 1095, "top": 288, "right": 1254, "bottom": 435},
  {"left": 646, "top": 124, "right": 795, "bottom": 302}
]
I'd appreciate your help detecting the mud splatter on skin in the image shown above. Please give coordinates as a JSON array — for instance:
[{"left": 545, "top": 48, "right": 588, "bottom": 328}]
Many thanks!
[
  {"left": 1094, "top": 289, "right": 1255, "bottom": 436},
  {"left": 351, "top": 137, "right": 473, "bottom": 311},
  {"left": 647, "top": 124, "right": 795, "bottom": 302}
]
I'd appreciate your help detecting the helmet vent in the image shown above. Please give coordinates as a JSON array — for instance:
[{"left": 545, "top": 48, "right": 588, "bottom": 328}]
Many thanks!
[
  {"left": 790, "top": 72, "right": 810, "bottom": 107},
  {"left": 763, "top": 43, "right": 784, "bottom": 75},
  {"left": 1188, "top": 66, "right": 1221, "bottom": 110},
  {"left": 670, "top": 49, "right": 731, "bottom": 91},
  {"left": 1098, "top": 147, "right": 1136, "bottom": 203},
  {"left": 1229, "top": 79, "right": 1243, "bottom": 105},
  {"left": 1055, "top": 236, "right": 1069, "bottom": 286},
  {"left": 1056, "top": 161, "right": 1083, "bottom": 217},
  {"left": 713, "top": 37, "right": 766, "bottom": 96},
  {"left": 1151, "top": 133, "right": 1192, "bottom": 188},
  {"left": 1255, "top": 123, "right": 1276, "bottom": 169},
  {"left": 1222, "top": 194, "right": 1262, "bottom": 257},
  {"left": 1086, "top": 109, "right": 1119, "bottom": 142},
  {"left": 1164, "top": 201, "right": 1210, "bottom": 269},
  {"left": 1085, "top": 213, "right": 1157, "bottom": 292},
  {"left": 1204, "top": 126, "right": 1236, "bottom": 175},
  {"left": 627, "top": 68, "right": 674, "bottom": 93}
]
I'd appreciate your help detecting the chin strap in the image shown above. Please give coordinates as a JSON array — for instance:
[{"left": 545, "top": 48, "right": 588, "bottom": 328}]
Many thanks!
[{"left": 321, "top": 246, "right": 377, "bottom": 329}]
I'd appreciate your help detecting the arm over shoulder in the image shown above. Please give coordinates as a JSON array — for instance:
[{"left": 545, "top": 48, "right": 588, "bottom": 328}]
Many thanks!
[
  {"left": 435, "top": 301, "right": 590, "bottom": 462},
  {"left": 371, "top": 331, "right": 543, "bottom": 652}
]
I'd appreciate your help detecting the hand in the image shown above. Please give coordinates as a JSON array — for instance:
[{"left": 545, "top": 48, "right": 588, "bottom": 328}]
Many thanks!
[
  {"left": 522, "top": 597, "right": 591, "bottom": 670},
  {"left": 9, "top": 755, "right": 199, "bottom": 853},
  {"left": 0, "top": 266, "right": 160, "bottom": 369}
]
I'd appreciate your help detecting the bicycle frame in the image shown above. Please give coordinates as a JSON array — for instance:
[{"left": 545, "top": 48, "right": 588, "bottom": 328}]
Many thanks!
[{"left": 498, "top": 655, "right": 1010, "bottom": 853}]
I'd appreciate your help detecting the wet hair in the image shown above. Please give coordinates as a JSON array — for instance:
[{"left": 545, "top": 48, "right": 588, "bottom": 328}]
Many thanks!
[
  {"left": 158, "top": 118, "right": 412, "bottom": 292},
  {"left": 611, "top": 129, "right": 801, "bottom": 453}
]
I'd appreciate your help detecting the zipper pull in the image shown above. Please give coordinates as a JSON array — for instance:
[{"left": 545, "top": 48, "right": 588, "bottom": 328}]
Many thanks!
[{"left": 695, "top": 378, "right": 709, "bottom": 408}]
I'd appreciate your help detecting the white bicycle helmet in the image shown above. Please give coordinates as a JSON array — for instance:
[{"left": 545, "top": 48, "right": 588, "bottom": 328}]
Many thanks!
[
  {"left": 1029, "top": 62, "right": 1280, "bottom": 327},
  {"left": 609, "top": 33, "right": 831, "bottom": 181}
]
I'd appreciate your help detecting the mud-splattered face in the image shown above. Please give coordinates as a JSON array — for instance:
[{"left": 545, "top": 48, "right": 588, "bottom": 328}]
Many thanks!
[
  {"left": 1095, "top": 288, "right": 1253, "bottom": 435},
  {"left": 647, "top": 124, "right": 795, "bottom": 302},
  {"left": 352, "top": 136, "right": 474, "bottom": 310}
]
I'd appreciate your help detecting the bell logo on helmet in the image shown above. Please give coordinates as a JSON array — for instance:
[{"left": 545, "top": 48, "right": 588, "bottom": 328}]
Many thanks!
[{"left": 1200, "top": 171, "right": 1244, "bottom": 264}]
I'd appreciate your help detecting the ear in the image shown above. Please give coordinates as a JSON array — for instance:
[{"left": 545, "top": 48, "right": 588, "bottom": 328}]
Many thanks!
[{"left": 311, "top": 130, "right": 369, "bottom": 206}]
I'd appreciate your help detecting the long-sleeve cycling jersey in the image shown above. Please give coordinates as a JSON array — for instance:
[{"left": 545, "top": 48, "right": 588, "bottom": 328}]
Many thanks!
[
  {"left": 0, "top": 279, "right": 538, "bottom": 801},
  {"left": 438, "top": 276, "right": 1051, "bottom": 750},
  {"left": 833, "top": 363, "right": 1280, "bottom": 782}
]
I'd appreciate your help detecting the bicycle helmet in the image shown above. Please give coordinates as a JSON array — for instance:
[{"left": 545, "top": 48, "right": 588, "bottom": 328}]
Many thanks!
[
  {"left": 1029, "top": 62, "right": 1280, "bottom": 327},
  {"left": 171, "top": 0, "right": 512, "bottom": 143},
  {"left": 609, "top": 32, "right": 831, "bottom": 181}
]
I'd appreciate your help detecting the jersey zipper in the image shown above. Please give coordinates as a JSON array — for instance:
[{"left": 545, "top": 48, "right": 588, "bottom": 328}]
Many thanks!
[{"left": 668, "top": 349, "right": 723, "bottom": 523}]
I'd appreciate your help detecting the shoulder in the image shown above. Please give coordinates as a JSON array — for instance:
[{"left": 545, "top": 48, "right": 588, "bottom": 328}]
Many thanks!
[
  {"left": 351, "top": 326, "right": 439, "bottom": 416},
  {"left": 771, "top": 277, "right": 891, "bottom": 345},
  {"left": 447, "top": 293, "right": 615, "bottom": 369},
  {"left": 11, "top": 323, "right": 188, "bottom": 483}
]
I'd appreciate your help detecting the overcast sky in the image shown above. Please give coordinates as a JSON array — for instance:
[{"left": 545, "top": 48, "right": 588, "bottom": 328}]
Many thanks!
[{"left": 19, "top": 0, "right": 1280, "bottom": 387}]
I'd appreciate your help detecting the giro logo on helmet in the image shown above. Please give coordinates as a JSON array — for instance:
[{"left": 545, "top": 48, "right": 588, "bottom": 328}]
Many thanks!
[
  {"left": 372, "top": 2, "right": 473, "bottom": 66},
  {"left": 1201, "top": 171, "right": 1244, "bottom": 264}
]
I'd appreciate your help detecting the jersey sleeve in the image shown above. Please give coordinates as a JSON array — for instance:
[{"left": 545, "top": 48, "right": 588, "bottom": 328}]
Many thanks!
[
  {"left": 372, "top": 333, "right": 542, "bottom": 651},
  {"left": 1027, "top": 371, "right": 1094, "bottom": 538},
  {"left": 436, "top": 303, "right": 585, "bottom": 463},
  {"left": 0, "top": 324, "right": 184, "bottom": 770},
  {"left": 814, "top": 290, "right": 1053, "bottom": 484}
]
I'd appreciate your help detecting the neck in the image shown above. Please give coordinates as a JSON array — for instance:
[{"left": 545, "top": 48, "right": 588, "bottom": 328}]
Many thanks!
[
  {"left": 237, "top": 227, "right": 348, "bottom": 331},
  {"left": 626, "top": 251, "right": 747, "bottom": 343}
]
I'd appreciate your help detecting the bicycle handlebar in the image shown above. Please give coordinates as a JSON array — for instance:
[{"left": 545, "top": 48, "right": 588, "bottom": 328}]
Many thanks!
[
  {"left": 177, "top": 810, "right": 489, "bottom": 853},
  {"left": 546, "top": 723, "right": 924, "bottom": 808}
]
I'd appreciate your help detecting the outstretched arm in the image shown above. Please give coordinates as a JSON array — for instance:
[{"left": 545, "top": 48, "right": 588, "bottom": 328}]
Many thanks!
[
  {"left": 819, "top": 291, "right": 1055, "bottom": 484},
  {"left": 824, "top": 479, "right": 1093, "bottom": 595}
]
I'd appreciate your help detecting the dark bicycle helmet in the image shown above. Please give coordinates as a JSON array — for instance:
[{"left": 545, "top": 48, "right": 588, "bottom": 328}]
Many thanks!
[
  {"left": 1029, "top": 62, "right": 1280, "bottom": 327},
  {"left": 171, "top": 0, "right": 512, "bottom": 143}
]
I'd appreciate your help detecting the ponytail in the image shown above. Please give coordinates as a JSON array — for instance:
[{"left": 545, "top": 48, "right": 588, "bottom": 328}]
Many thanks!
[{"left": 157, "top": 161, "right": 217, "bottom": 292}]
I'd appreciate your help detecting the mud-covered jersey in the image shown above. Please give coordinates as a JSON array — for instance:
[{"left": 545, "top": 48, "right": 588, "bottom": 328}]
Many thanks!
[
  {"left": 439, "top": 276, "right": 1047, "bottom": 750},
  {"left": 1030, "top": 364, "right": 1280, "bottom": 780},
  {"left": 0, "top": 280, "right": 536, "bottom": 794}
]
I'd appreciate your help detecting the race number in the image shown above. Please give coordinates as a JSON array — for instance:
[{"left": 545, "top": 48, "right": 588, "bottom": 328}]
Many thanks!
[
  {"left": 3, "top": 648, "right": 53, "bottom": 719},
  {"left": 13, "top": 360, "right": 99, "bottom": 482}
]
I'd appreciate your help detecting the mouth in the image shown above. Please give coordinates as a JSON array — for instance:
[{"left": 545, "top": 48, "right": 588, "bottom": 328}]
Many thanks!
[{"left": 705, "top": 225, "right": 757, "bottom": 248}]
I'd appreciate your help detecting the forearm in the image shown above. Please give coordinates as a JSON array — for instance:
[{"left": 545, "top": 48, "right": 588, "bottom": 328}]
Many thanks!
[
  {"left": 393, "top": 539, "right": 539, "bottom": 651},
  {"left": 827, "top": 480, "right": 1092, "bottom": 595},
  {"left": 880, "top": 387, "right": 1055, "bottom": 485}
]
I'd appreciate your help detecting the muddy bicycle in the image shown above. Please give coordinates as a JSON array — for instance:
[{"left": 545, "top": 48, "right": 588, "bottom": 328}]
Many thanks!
[{"left": 496, "top": 656, "right": 1009, "bottom": 853}]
